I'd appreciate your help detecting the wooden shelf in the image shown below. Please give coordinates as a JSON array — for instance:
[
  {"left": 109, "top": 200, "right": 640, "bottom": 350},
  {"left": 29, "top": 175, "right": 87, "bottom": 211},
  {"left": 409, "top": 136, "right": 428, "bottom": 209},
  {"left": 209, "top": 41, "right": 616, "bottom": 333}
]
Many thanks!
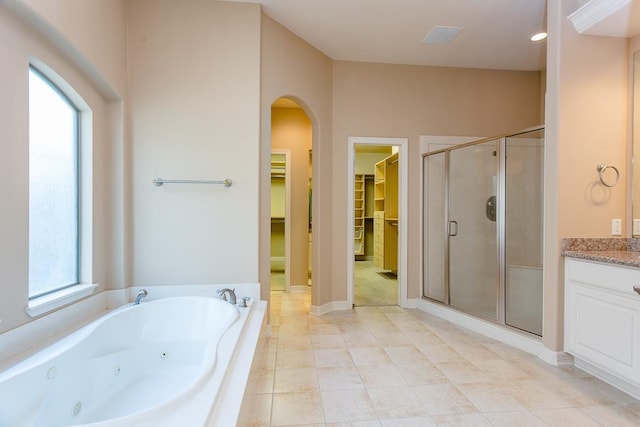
[
  {"left": 354, "top": 173, "right": 366, "bottom": 256},
  {"left": 373, "top": 153, "right": 398, "bottom": 271}
]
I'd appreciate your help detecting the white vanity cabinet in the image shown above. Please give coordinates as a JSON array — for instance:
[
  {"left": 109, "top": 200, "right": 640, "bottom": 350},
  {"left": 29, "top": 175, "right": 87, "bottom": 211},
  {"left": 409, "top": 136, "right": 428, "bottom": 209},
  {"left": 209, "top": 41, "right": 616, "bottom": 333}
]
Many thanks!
[{"left": 564, "top": 258, "right": 640, "bottom": 398}]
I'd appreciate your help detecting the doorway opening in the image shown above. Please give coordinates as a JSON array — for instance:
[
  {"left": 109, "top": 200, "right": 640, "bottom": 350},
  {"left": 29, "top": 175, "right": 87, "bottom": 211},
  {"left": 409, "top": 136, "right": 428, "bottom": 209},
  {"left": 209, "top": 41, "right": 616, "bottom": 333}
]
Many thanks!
[
  {"left": 270, "top": 98, "right": 313, "bottom": 293},
  {"left": 270, "top": 150, "right": 289, "bottom": 291},
  {"left": 347, "top": 137, "right": 408, "bottom": 308}
]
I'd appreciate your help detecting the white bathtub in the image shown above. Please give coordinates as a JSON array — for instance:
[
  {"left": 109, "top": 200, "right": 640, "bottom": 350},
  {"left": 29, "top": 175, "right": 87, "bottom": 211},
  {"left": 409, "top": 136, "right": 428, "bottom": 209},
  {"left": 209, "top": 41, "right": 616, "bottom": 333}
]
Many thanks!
[{"left": 0, "top": 294, "right": 262, "bottom": 426}]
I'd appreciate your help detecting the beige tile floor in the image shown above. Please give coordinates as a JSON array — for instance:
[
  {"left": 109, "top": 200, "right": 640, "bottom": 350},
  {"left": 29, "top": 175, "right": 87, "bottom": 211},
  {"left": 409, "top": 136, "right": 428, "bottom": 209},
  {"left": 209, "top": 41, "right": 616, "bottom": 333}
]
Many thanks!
[
  {"left": 354, "top": 260, "right": 397, "bottom": 307},
  {"left": 238, "top": 290, "right": 640, "bottom": 426},
  {"left": 272, "top": 260, "right": 397, "bottom": 304}
]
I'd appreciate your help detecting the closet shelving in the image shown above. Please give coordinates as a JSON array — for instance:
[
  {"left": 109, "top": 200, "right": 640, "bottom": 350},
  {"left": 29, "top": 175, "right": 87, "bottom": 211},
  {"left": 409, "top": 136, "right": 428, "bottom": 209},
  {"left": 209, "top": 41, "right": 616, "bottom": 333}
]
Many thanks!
[
  {"left": 354, "top": 174, "right": 365, "bottom": 255},
  {"left": 373, "top": 153, "right": 398, "bottom": 271}
]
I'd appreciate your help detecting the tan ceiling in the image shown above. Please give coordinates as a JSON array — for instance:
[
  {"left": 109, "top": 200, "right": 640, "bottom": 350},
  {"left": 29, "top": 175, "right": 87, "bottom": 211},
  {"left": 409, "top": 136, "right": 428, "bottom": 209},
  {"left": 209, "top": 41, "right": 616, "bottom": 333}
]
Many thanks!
[{"left": 225, "top": 0, "right": 547, "bottom": 71}]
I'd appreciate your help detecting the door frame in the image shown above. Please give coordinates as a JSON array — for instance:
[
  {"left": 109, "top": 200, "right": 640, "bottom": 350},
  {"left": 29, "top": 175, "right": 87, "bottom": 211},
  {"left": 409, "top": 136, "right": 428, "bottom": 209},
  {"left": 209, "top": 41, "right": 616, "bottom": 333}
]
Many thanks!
[
  {"left": 347, "top": 137, "right": 408, "bottom": 307},
  {"left": 271, "top": 148, "right": 291, "bottom": 292}
]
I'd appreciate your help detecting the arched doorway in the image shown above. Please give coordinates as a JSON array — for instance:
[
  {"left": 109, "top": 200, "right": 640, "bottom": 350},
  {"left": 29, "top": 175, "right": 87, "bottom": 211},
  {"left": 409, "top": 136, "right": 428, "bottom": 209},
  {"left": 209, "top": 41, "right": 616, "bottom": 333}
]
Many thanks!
[{"left": 269, "top": 97, "right": 313, "bottom": 294}]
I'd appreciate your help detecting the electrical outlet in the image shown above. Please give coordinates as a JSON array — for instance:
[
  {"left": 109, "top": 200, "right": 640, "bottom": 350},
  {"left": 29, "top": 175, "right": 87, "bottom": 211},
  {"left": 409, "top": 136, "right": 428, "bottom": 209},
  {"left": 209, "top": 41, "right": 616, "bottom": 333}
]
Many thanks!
[
  {"left": 612, "top": 219, "right": 622, "bottom": 236},
  {"left": 634, "top": 219, "right": 640, "bottom": 235}
]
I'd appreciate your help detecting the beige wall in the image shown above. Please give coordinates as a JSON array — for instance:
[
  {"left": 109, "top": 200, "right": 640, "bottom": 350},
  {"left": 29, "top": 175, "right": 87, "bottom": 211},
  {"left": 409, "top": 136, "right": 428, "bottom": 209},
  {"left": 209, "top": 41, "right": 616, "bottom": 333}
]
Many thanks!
[
  {"left": 630, "top": 35, "right": 640, "bottom": 226},
  {"left": 5, "top": 0, "right": 632, "bottom": 360},
  {"left": 355, "top": 152, "right": 391, "bottom": 175},
  {"left": 544, "top": 0, "right": 629, "bottom": 352},
  {"left": 0, "top": 3, "right": 124, "bottom": 333},
  {"left": 260, "top": 14, "right": 334, "bottom": 307},
  {"left": 127, "top": 0, "right": 261, "bottom": 286},
  {"left": 333, "top": 61, "right": 543, "bottom": 302},
  {"left": 5, "top": 0, "right": 126, "bottom": 99},
  {"left": 271, "top": 107, "right": 312, "bottom": 285}
]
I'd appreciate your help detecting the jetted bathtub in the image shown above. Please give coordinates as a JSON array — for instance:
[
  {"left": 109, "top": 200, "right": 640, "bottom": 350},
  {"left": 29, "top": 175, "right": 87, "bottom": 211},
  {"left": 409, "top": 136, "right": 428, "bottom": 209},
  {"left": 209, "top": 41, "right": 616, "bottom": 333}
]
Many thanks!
[{"left": 0, "top": 295, "right": 258, "bottom": 426}]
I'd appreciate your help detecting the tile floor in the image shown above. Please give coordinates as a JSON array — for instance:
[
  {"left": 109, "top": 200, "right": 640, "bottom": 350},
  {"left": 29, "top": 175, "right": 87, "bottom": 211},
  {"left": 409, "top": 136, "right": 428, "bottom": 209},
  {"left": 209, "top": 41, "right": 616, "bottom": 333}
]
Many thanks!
[
  {"left": 272, "top": 260, "right": 397, "bottom": 305},
  {"left": 238, "top": 290, "right": 640, "bottom": 426},
  {"left": 353, "top": 260, "right": 397, "bottom": 307}
]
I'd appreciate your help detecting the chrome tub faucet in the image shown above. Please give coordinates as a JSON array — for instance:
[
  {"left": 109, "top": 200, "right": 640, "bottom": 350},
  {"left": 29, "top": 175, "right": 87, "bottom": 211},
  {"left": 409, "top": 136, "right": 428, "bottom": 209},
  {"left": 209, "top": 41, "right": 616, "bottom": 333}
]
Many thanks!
[
  {"left": 217, "top": 288, "right": 237, "bottom": 304},
  {"left": 133, "top": 289, "right": 148, "bottom": 305}
]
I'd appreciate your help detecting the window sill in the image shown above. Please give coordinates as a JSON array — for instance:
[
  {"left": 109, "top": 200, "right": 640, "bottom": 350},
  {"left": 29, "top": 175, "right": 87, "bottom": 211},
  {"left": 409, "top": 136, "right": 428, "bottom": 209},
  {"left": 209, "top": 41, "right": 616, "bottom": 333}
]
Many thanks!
[{"left": 25, "top": 283, "right": 98, "bottom": 318}]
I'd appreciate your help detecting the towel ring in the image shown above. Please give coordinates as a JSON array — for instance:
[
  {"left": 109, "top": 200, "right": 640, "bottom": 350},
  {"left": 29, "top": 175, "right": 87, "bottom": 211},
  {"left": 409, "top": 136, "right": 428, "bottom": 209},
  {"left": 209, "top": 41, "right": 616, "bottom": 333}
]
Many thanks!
[{"left": 596, "top": 163, "right": 619, "bottom": 187}]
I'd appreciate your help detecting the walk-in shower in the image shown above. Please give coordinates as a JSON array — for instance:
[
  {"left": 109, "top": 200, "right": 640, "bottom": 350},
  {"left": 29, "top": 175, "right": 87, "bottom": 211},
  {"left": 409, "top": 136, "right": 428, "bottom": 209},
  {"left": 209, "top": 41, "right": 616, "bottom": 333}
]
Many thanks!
[{"left": 422, "top": 126, "right": 544, "bottom": 336}]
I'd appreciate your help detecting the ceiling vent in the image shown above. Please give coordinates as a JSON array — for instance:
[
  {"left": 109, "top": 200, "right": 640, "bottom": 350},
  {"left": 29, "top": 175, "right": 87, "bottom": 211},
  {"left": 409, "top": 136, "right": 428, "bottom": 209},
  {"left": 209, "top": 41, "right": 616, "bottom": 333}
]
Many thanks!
[{"left": 422, "top": 26, "right": 464, "bottom": 44}]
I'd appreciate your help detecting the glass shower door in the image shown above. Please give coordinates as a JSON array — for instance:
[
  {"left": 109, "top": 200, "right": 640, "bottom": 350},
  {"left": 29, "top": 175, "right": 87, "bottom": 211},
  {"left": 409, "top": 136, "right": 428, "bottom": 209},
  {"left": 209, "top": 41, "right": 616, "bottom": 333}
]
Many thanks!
[
  {"left": 448, "top": 140, "right": 499, "bottom": 320},
  {"left": 505, "top": 128, "right": 544, "bottom": 335},
  {"left": 424, "top": 152, "right": 447, "bottom": 303}
]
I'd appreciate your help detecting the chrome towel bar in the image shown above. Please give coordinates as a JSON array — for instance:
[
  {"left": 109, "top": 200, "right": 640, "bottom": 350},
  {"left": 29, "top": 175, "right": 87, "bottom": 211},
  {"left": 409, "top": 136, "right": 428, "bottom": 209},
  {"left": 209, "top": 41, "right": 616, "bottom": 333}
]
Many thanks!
[{"left": 152, "top": 178, "right": 232, "bottom": 187}]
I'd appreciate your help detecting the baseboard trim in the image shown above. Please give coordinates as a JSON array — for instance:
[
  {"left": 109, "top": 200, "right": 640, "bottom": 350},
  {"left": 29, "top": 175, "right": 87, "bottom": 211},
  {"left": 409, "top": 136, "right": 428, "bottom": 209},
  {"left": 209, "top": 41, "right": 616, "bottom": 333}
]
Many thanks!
[
  {"left": 310, "top": 300, "right": 350, "bottom": 316},
  {"left": 289, "top": 285, "right": 309, "bottom": 294},
  {"left": 413, "top": 298, "right": 566, "bottom": 365},
  {"left": 574, "top": 357, "right": 640, "bottom": 400},
  {"left": 539, "top": 349, "right": 574, "bottom": 367},
  {"left": 403, "top": 298, "right": 417, "bottom": 309}
]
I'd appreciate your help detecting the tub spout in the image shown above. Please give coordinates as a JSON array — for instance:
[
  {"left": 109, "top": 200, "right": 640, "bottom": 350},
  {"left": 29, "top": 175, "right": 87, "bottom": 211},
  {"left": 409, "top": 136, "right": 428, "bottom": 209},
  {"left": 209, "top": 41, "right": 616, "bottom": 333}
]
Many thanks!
[
  {"left": 134, "top": 289, "right": 148, "bottom": 305},
  {"left": 216, "top": 288, "right": 236, "bottom": 305}
]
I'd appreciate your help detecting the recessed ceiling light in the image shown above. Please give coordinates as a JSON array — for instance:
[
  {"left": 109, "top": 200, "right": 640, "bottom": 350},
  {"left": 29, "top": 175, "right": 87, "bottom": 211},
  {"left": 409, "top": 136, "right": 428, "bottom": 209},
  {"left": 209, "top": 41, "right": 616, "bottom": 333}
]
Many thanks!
[
  {"left": 530, "top": 32, "right": 548, "bottom": 41},
  {"left": 422, "top": 26, "right": 464, "bottom": 44}
]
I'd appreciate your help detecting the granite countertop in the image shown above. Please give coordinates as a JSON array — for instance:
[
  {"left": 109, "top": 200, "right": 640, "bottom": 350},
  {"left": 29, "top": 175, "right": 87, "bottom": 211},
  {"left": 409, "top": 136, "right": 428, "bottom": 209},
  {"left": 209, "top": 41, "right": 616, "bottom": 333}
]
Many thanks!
[{"left": 561, "top": 238, "right": 640, "bottom": 268}]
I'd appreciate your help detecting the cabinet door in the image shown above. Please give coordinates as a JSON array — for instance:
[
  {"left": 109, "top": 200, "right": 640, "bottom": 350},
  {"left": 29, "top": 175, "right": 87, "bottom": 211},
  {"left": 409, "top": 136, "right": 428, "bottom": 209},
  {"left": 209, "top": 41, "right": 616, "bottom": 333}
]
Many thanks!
[{"left": 565, "top": 261, "right": 640, "bottom": 384}]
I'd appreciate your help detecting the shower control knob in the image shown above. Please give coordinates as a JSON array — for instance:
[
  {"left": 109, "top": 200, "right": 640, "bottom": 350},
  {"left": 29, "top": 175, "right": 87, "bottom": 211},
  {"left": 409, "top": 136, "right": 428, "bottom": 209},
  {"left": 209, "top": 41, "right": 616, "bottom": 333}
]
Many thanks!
[{"left": 633, "top": 285, "right": 640, "bottom": 296}]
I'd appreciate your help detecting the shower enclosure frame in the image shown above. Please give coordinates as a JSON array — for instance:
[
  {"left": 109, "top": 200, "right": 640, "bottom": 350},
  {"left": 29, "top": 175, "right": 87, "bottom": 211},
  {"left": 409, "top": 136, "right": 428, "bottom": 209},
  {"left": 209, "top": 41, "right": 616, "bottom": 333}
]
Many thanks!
[{"left": 422, "top": 125, "right": 544, "bottom": 335}]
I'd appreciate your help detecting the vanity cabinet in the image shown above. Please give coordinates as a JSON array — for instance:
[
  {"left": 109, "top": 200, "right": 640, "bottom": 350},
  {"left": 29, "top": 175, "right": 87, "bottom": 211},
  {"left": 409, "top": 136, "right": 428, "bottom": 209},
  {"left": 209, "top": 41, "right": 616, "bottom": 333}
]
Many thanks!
[{"left": 564, "top": 258, "right": 640, "bottom": 398}]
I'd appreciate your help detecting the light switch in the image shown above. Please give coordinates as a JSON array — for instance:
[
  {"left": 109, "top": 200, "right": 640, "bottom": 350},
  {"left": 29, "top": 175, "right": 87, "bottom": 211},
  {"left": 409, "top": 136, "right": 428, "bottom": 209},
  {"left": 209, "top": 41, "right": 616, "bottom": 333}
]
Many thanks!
[{"left": 612, "top": 219, "right": 622, "bottom": 236}]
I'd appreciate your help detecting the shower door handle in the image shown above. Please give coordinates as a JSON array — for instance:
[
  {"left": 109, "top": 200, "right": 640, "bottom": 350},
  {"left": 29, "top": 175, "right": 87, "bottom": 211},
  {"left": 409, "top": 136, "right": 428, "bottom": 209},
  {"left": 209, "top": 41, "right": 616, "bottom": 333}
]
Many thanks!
[{"left": 448, "top": 220, "right": 458, "bottom": 237}]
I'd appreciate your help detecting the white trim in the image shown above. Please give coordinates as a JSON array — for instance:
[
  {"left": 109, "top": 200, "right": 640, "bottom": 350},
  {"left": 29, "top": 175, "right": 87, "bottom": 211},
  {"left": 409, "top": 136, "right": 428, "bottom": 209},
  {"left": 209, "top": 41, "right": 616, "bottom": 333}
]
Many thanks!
[
  {"left": 310, "top": 300, "right": 349, "bottom": 316},
  {"left": 574, "top": 357, "right": 640, "bottom": 400},
  {"left": 289, "top": 285, "right": 309, "bottom": 294},
  {"left": 567, "top": 0, "right": 631, "bottom": 35},
  {"left": 540, "top": 349, "right": 574, "bottom": 367},
  {"left": 25, "top": 283, "right": 98, "bottom": 318},
  {"left": 414, "top": 298, "right": 566, "bottom": 364},
  {"left": 271, "top": 149, "right": 291, "bottom": 292},
  {"left": 347, "top": 136, "right": 408, "bottom": 309}
]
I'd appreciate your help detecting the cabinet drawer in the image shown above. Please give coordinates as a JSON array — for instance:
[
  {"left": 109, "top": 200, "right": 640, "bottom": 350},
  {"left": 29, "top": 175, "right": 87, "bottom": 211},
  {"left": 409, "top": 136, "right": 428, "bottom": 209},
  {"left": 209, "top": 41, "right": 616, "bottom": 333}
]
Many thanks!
[{"left": 566, "top": 258, "right": 640, "bottom": 297}]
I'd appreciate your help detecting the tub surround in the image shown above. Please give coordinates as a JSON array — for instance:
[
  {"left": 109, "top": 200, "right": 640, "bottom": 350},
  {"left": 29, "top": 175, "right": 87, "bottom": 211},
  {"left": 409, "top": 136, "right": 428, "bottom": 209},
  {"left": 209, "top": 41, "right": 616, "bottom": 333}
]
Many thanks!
[
  {"left": 0, "top": 284, "right": 261, "bottom": 373},
  {"left": 561, "top": 237, "right": 640, "bottom": 267},
  {"left": 0, "top": 284, "right": 265, "bottom": 426},
  {"left": 0, "top": 295, "right": 265, "bottom": 426}
]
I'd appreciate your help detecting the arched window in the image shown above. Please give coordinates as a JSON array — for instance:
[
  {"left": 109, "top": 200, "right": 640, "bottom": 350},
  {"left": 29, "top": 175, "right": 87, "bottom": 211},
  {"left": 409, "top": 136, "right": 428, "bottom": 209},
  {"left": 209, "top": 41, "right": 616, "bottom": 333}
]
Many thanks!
[{"left": 28, "top": 66, "right": 80, "bottom": 298}]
